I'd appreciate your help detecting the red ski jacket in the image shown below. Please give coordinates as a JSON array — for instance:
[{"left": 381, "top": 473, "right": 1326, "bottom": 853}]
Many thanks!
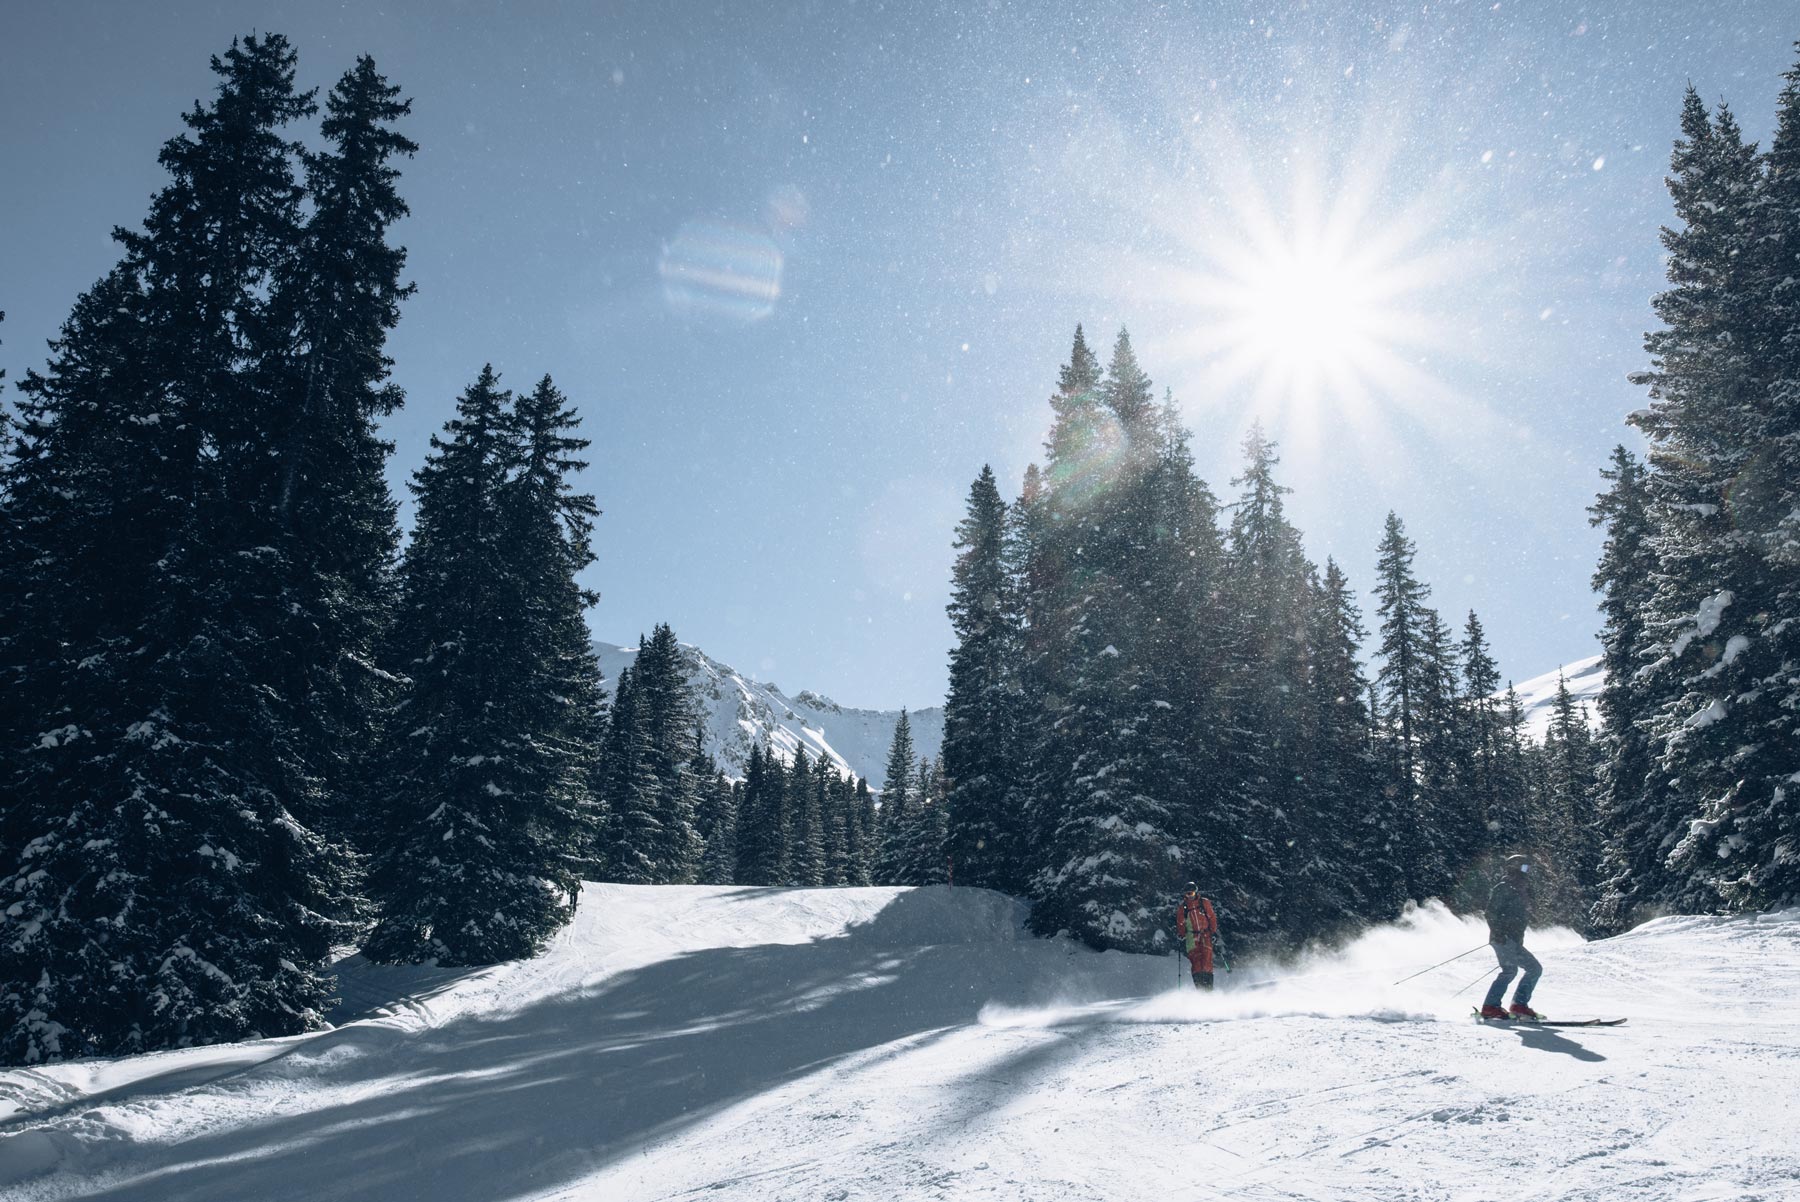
[{"left": 1176, "top": 894, "right": 1218, "bottom": 972}]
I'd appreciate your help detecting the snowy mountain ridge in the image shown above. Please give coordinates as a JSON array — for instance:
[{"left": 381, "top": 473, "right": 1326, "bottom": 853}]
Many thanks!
[
  {"left": 594, "top": 633, "right": 1598, "bottom": 783},
  {"left": 1502, "top": 654, "right": 1604, "bottom": 742},
  {"left": 594, "top": 638, "right": 944, "bottom": 789}
]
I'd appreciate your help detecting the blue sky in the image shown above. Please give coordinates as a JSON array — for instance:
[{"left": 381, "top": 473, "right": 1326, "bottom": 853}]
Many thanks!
[{"left": 4, "top": 2, "right": 1796, "bottom": 709}]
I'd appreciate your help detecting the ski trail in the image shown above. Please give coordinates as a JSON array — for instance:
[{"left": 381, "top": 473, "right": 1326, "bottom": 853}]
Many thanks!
[{"left": 2, "top": 890, "right": 1797, "bottom": 1202}]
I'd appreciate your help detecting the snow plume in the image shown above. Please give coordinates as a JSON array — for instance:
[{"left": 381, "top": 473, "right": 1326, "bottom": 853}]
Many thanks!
[{"left": 980, "top": 900, "right": 1586, "bottom": 1029}]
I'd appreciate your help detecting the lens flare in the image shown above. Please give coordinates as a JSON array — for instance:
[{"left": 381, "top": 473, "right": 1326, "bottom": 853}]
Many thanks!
[{"left": 658, "top": 219, "right": 783, "bottom": 320}]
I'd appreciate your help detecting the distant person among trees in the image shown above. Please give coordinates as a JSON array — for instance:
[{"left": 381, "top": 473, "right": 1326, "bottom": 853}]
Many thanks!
[
  {"left": 1175, "top": 884, "right": 1230, "bottom": 991},
  {"left": 1480, "top": 855, "right": 1544, "bottom": 1020}
]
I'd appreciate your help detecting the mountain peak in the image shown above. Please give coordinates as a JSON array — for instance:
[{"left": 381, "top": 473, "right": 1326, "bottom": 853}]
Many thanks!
[{"left": 594, "top": 638, "right": 942, "bottom": 786}]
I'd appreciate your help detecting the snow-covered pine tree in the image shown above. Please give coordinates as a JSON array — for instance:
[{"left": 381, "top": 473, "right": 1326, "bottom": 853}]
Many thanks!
[
  {"left": 593, "top": 665, "right": 654, "bottom": 880},
  {"left": 0, "top": 36, "right": 360, "bottom": 1062},
  {"left": 874, "top": 711, "right": 916, "bottom": 883},
  {"left": 733, "top": 742, "right": 787, "bottom": 885},
  {"left": 498, "top": 374, "right": 607, "bottom": 876},
  {"left": 822, "top": 765, "right": 853, "bottom": 886},
  {"left": 1458, "top": 612, "right": 1506, "bottom": 864},
  {"left": 1488, "top": 686, "right": 1535, "bottom": 853},
  {"left": 1005, "top": 462, "right": 1054, "bottom": 868},
  {"left": 1136, "top": 392, "right": 1230, "bottom": 920},
  {"left": 1012, "top": 331, "right": 1103, "bottom": 874},
  {"left": 251, "top": 55, "right": 415, "bottom": 852},
  {"left": 1587, "top": 447, "right": 1668, "bottom": 933},
  {"left": 943, "top": 465, "right": 1022, "bottom": 891},
  {"left": 1713, "top": 50, "right": 1800, "bottom": 907},
  {"left": 785, "top": 744, "right": 824, "bottom": 887},
  {"left": 696, "top": 766, "right": 739, "bottom": 887},
  {"left": 1028, "top": 330, "right": 1181, "bottom": 951},
  {"left": 365, "top": 366, "right": 600, "bottom": 963},
  {"left": 1535, "top": 674, "right": 1600, "bottom": 928},
  {"left": 847, "top": 777, "right": 877, "bottom": 886},
  {"left": 1414, "top": 606, "right": 1475, "bottom": 905},
  {"left": 0, "top": 304, "right": 14, "bottom": 776},
  {"left": 1213, "top": 425, "right": 1309, "bottom": 939},
  {"left": 904, "top": 756, "right": 949, "bottom": 884},
  {"left": 1628, "top": 88, "right": 1781, "bottom": 914},
  {"left": 1371, "top": 512, "right": 1435, "bottom": 904},
  {"left": 1294, "top": 559, "right": 1390, "bottom": 929},
  {"left": 608, "top": 624, "right": 703, "bottom": 885}
]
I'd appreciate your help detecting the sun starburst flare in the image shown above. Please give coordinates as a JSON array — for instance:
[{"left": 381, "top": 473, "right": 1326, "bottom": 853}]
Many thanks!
[{"left": 1018, "top": 80, "right": 1531, "bottom": 487}]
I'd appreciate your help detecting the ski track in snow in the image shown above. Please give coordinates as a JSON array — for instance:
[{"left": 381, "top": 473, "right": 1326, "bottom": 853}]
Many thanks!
[{"left": 1, "top": 888, "right": 1796, "bottom": 1202}]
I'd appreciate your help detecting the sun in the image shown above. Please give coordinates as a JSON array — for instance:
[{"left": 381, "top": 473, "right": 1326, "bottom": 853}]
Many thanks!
[
  {"left": 1021, "top": 77, "right": 1508, "bottom": 472},
  {"left": 1232, "top": 238, "right": 1385, "bottom": 382}
]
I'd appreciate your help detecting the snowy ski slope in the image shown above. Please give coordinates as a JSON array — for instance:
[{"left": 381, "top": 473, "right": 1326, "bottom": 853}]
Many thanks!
[{"left": 1, "top": 885, "right": 1796, "bottom": 1201}]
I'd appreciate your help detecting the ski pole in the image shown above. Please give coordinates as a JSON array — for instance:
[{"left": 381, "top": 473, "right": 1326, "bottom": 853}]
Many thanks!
[
  {"left": 1452, "top": 965, "right": 1495, "bottom": 998},
  {"left": 1389, "top": 944, "right": 1488, "bottom": 987}
]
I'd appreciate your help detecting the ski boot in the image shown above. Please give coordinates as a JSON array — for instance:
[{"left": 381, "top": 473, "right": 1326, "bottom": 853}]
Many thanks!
[
  {"left": 1478, "top": 1004, "right": 1508, "bottom": 1020},
  {"left": 1508, "top": 1002, "right": 1543, "bottom": 1020}
]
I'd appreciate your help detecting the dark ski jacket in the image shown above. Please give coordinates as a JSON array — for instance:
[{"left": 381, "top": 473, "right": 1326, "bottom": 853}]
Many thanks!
[{"left": 1486, "top": 879, "right": 1529, "bottom": 945}]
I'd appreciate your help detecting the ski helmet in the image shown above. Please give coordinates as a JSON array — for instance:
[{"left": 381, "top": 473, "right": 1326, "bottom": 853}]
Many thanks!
[
  {"left": 1503, "top": 854, "right": 1530, "bottom": 878},
  {"left": 1184, "top": 881, "right": 1198, "bottom": 895}
]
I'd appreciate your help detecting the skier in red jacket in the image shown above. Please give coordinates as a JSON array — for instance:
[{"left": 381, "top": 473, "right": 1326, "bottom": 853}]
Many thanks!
[{"left": 1175, "top": 884, "right": 1230, "bottom": 990}]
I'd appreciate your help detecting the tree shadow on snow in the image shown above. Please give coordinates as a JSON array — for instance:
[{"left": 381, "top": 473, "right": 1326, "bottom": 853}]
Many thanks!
[{"left": 54, "top": 887, "right": 1146, "bottom": 1202}]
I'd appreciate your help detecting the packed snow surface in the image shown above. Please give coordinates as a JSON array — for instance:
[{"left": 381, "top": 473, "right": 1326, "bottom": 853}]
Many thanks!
[
  {"left": 2, "top": 886, "right": 1797, "bottom": 1201},
  {"left": 594, "top": 638, "right": 944, "bottom": 786}
]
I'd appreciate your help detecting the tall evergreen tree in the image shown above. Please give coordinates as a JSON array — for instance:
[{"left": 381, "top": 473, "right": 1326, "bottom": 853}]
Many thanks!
[
  {"left": 252, "top": 55, "right": 416, "bottom": 849},
  {"left": 1628, "top": 87, "right": 1791, "bottom": 912},
  {"left": 905, "top": 755, "right": 950, "bottom": 884},
  {"left": 1537, "top": 675, "right": 1600, "bottom": 927},
  {"left": 1136, "top": 393, "right": 1230, "bottom": 924},
  {"left": 1213, "top": 426, "right": 1309, "bottom": 937},
  {"left": 1670, "top": 54, "right": 1800, "bottom": 911},
  {"left": 497, "top": 374, "right": 607, "bottom": 873},
  {"left": 694, "top": 729, "right": 739, "bottom": 888},
  {"left": 0, "top": 37, "right": 361, "bottom": 1061},
  {"left": 943, "top": 466, "right": 1022, "bottom": 891},
  {"left": 365, "top": 366, "right": 600, "bottom": 964},
  {"left": 1297, "top": 559, "right": 1391, "bottom": 927},
  {"left": 1029, "top": 331, "right": 1182, "bottom": 950},
  {"left": 1413, "top": 606, "right": 1472, "bottom": 904},
  {"left": 597, "top": 625, "right": 702, "bottom": 885},
  {"left": 785, "top": 744, "right": 825, "bottom": 886},
  {"left": 1371, "top": 512, "right": 1434, "bottom": 902},
  {"left": 875, "top": 712, "right": 917, "bottom": 884},
  {"left": 1489, "top": 687, "right": 1535, "bottom": 853},
  {"left": 1458, "top": 612, "right": 1505, "bottom": 860},
  {"left": 734, "top": 742, "right": 787, "bottom": 886},
  {"left": 847, "top": 777, "right": 877, "bottom": 886},
  {"left": 822, "top": 766, "right": 853, "bottom": 886},
  {"left": 1587, "top": 447, "right": 1667, "bottom": 932}
]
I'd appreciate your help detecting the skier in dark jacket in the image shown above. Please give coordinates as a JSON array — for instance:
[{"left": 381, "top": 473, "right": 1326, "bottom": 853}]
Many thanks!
[{"left": 1480, "top": 855, "right": 1543, "bottom": 1019}]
